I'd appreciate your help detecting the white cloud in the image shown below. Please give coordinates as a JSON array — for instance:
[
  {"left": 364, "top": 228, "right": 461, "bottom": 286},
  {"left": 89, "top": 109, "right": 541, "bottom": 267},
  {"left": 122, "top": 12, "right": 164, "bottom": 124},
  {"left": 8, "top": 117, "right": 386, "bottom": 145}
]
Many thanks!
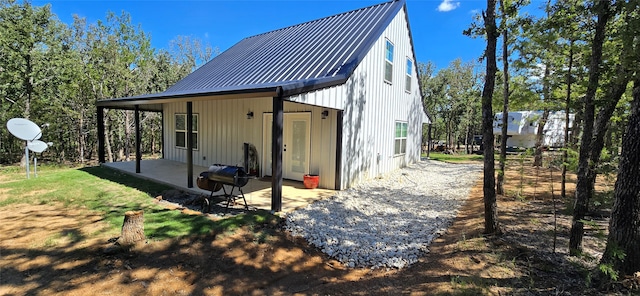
[{"left": 437, "top": 0, "right": 460, "bottom": 12}]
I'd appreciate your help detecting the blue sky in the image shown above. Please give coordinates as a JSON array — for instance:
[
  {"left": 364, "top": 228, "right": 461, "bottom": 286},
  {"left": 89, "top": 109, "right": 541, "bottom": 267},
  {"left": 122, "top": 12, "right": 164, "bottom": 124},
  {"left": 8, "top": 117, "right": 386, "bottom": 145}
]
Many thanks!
[{"left": 34, "top": 0, "right": 489, "bottom": 72}]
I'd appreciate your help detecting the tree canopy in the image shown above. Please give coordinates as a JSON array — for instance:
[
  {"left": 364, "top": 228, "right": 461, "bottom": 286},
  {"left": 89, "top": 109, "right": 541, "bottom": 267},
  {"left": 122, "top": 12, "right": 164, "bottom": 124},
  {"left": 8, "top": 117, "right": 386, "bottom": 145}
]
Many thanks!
[{"left": 0, "top": 0, "right": 214, "bottom": 164}]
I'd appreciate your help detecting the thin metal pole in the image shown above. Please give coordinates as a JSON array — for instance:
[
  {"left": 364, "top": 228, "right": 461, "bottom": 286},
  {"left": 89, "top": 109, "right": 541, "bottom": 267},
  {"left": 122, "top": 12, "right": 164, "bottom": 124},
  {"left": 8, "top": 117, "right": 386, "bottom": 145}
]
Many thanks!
[{"left": 25, "top": 144, "right": 30, "bottom": 179}]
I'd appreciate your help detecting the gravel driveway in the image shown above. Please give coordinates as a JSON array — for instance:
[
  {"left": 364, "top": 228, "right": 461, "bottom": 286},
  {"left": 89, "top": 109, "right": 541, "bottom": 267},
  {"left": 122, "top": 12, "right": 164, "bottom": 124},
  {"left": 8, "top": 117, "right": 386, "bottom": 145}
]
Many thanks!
[{"left": 284, "top": 160, "right": 482, "bottom": 269}]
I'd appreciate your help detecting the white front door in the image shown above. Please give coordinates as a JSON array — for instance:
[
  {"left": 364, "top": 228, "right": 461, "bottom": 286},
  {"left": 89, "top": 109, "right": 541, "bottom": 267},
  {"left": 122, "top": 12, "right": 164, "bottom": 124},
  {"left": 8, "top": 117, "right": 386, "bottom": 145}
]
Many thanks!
[{"left": 262, "top": 113, "right": 311, "bottom": 181}]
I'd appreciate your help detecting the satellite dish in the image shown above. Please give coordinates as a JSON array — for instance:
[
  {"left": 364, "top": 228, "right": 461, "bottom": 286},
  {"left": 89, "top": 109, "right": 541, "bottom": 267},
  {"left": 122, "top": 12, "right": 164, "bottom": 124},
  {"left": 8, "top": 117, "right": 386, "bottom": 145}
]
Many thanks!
[
  {"left": 27, "top": 140, "right": 49, "bottom": 153},
  {"left": 6, "top": 118, "right": 42, "bottom": 141}
]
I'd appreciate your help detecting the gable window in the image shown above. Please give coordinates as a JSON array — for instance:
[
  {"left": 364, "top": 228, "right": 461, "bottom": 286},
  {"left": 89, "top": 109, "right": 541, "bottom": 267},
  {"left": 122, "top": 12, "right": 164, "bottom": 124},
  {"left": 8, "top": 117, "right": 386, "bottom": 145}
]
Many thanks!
[
  {"left": 175, "top": 113, "right": 198, "bottom": 149},
  {"left": 384, "top": 39, "right": 394, "bottom": 83},
  {"left": 405, "top": 58, "right": 412, "bottom": 92},
  {"left": 394, "top": 121, "right": 408, "bottom": 155}
]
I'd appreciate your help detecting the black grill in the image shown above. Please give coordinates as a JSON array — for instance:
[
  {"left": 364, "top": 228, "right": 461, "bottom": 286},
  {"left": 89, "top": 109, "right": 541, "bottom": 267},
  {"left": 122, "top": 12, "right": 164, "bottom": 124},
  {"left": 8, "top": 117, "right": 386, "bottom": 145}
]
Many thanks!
[
  {"left": 197, "top": 164, "right": 253, "bottom": 213},
  {"left": 207, "top": 165, "right": 250, "bottom": 188}
]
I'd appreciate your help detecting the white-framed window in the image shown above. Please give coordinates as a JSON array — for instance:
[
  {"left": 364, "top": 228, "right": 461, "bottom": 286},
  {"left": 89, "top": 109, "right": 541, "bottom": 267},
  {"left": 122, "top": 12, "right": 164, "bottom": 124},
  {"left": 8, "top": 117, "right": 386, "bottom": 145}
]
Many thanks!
[
  {"left": 384, "top": 39, "right": 394, "bottom": 83},
  {"left": 394, "top": 121, "right": 408, "bottom": 155},
  {"left": 175, "top": 113, "right": 198, "bottom": 149},
  {"left": 405, "top": 58, "right": 412, "bottom": 92}
]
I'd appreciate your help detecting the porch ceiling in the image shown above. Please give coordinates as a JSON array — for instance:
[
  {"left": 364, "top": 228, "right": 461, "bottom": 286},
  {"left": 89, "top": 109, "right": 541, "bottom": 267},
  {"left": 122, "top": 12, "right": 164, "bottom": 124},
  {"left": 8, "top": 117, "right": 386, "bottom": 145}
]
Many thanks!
[{"left": 102, "top": 159, "right": 335, "bottom": 213}]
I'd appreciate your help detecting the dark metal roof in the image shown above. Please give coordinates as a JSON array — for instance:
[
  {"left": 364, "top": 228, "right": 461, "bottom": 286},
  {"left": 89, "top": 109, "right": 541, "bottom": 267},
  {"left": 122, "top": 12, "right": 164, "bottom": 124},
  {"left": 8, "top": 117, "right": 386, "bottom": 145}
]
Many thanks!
[{"left": 98, "top": 0, "right": 406, "bottom": 107}]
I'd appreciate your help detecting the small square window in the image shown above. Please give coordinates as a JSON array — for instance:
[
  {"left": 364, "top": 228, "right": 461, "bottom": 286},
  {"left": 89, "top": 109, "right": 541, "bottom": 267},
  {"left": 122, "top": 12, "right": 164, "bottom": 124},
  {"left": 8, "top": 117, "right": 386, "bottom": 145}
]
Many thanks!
[
  {"left": 405, "top": 58, "right": 412, "bottom": 92},
  {"left": 175, "top": 113, "right": 198, "bottom": 149},
  {"left": 384, "top": 39, "right": 394, "bottom": 83}
]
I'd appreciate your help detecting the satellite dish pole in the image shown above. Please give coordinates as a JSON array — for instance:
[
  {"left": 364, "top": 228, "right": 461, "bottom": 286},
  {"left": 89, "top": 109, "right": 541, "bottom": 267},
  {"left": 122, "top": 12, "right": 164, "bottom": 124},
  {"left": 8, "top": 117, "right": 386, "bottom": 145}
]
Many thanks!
[
  {"left": 26, "top": 141, "right": 30, "bottom": 178},
  {"left": 27, "top": 140, "right": 50, "bottom": 177}
]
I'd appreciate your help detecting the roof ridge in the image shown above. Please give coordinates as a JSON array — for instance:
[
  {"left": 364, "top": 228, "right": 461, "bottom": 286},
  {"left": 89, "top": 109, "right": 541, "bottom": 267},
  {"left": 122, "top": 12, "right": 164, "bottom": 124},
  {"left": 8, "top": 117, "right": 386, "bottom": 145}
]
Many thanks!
[{"left": 243, "top": 0, "right": 395, "bottom": 41}]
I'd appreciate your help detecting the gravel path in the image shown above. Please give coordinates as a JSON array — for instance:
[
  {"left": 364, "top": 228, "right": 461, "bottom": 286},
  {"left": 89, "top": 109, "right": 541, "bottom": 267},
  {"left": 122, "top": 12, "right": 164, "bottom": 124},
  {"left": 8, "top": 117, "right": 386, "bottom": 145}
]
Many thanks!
[{"left": 284, "top": 160, "right": 482, "bottom": 269}]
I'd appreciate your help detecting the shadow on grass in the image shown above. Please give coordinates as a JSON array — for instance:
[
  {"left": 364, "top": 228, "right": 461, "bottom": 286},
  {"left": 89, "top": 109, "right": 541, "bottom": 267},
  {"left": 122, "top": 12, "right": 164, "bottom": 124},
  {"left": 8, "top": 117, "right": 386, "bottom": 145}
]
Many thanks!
[
  {"left": 78, "top": 165, "right": 277, "bottom": 239},
  {"left": 79, "top": 166, "right": 172, "bottom": 197}
]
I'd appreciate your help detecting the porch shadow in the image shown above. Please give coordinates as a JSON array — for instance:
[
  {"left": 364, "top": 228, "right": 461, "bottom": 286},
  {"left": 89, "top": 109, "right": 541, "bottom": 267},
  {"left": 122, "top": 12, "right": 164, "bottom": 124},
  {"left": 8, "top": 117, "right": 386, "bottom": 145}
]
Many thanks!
[{"left": 100, "top": 159, "right": 336, "bottom": 212}]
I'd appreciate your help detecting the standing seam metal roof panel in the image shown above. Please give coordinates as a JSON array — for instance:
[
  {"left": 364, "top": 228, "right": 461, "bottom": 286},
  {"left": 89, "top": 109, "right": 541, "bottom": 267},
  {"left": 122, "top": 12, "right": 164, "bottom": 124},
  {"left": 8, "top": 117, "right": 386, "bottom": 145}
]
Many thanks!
[{"left": 101, "top": 0, "right": 406, "bottom": 104}]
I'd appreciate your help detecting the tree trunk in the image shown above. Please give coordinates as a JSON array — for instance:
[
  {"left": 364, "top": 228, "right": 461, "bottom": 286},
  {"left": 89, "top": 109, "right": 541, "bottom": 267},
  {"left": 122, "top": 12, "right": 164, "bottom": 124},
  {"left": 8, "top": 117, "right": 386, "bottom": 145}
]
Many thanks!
[
  {"left": 24, "top": 53, "right": 32, "bottom": 119},
  {"left": 533, "top": 109, "right": 550, "bottom": 167},
  {"left": 585, "top": 66, "right": 629, "bottom": 206},
  {"left": 562, "top": 41, "right": 575, "bottom": 199},
  {"left": 570, "top": 0, "right": 611, "bottom": 256},
  {"left": 105, "top": 110, "right": 114, "bottom": 163},
  {"left": 482, "top": 0, "right": 500, "bottom": 235},
  {"left": 533, "top": 64, "right": 551, "bottom": 167},
  {"left": 497, "top": 6, "right": 509, "bottom": 195},
  {"left": 600, "top": 78, "right": 640, "bottom": 278},
  {"left": 124, "top": 110, "right": 131, "bottom": 162},
  {"left": 120, "top": 210, "right": 145, "bottom": 246},
  {"left": 78, "top": 112, "right": 85, "bottom": 164}
]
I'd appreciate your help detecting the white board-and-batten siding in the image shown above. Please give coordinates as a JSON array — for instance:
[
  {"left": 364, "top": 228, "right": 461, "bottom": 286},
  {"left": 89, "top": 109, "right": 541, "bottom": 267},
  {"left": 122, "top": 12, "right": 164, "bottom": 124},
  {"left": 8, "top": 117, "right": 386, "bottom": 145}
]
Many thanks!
[
  {"left": 163, "top": 99, "right": 339, "bottom": 189},
  {"left": 163, "top": 7, "right": 424, "bottom": 190},
  {"left": 289, "top": 7, "right": 425, "bottom": 189}
]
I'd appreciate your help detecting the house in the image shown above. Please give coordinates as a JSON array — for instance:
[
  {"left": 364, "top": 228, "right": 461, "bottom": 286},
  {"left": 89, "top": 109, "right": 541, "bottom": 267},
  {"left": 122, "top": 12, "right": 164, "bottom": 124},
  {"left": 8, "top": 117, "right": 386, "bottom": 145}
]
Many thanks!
[
  {"left": 493, "top": 111, "right": 574, "bottom": 148},
  {"left": 95, "top": 0, "right": 429, "bottom": 211}
]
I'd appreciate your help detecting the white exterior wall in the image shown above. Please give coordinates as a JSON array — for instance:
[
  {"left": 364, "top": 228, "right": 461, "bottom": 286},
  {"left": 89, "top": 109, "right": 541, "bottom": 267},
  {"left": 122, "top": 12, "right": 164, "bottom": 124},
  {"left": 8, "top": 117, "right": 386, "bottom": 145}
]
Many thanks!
[
  {"left": 290, "top": 8, "right": 425, "bottom": 189},
  {"left": 163, "top": 8, "right": 424, "bottom": 190},
  {"left": 163, "top": 98, "right": 338, "bottom": 189}
]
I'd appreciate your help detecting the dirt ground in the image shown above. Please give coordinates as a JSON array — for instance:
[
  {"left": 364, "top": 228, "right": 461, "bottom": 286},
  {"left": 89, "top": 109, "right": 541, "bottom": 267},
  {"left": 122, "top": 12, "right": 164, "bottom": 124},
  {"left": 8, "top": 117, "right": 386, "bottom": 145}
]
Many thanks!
[{"left": 0, "top": 161, "right": 632, "bottom": 295}]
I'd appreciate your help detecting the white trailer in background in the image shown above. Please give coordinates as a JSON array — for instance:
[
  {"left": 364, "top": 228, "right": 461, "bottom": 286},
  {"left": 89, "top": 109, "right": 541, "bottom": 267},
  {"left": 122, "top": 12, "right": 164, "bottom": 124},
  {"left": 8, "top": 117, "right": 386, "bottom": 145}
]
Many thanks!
[{"left": 493, "top": 111, "right": 574, "bottom": 149}]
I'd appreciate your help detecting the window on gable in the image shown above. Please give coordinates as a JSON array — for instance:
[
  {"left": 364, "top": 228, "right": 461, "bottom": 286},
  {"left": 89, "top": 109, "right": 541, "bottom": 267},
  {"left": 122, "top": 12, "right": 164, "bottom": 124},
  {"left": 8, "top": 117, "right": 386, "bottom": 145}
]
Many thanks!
[
  {"left": 175, "top": 113, "right": 198, "bottom": 149},
  {"left": 394, "top": 121, "right": 408, "bottom": 155},
  {"left": 384, "top": 39, "right": 394, "bottom": 83},
  {"left": 405, "top": 58, "right": 412, "bottom": 92}
]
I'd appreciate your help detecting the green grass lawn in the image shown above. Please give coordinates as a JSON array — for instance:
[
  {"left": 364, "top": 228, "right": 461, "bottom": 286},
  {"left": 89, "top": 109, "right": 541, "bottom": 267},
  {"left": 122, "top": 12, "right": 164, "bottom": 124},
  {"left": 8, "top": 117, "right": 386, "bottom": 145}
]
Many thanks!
[
  {"left": 0, "top": 164, "right": 277, "bottom": 240},
  {"left": 425, "top": 152, "right": 484, "bottom": 163}
]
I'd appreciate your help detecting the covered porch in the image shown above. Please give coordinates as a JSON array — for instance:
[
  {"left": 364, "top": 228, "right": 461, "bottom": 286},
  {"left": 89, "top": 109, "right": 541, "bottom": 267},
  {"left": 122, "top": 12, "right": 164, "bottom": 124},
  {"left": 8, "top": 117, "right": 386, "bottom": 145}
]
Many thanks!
[{"left": 102, "top": 159, "right": 336, "bottom": 213}]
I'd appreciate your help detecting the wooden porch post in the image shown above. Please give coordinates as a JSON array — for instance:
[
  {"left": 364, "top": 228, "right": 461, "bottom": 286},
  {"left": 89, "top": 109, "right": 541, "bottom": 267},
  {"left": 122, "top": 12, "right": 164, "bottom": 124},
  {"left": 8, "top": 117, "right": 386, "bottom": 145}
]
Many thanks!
[
  {"left": 187, "top": 102, "right": 194, "bottom": 188},
  {"left": 97, "top": 106, "right": 105, "bottom": 163},
  {"left": 135, "top": 105, "right": 141, "bottom": 173},
  {"left": 271, "top": 89, "right": 284, "bottom": 212}
]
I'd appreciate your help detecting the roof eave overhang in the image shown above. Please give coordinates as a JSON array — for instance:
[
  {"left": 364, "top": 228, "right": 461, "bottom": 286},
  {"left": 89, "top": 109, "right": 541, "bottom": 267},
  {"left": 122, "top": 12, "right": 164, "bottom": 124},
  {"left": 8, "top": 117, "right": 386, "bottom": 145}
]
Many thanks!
[
  {"left": 97, "top": 75, "right": 350, "bottom": 110},
  {"left": 96, "top": 87, "right": 280, "bottom": 109}
]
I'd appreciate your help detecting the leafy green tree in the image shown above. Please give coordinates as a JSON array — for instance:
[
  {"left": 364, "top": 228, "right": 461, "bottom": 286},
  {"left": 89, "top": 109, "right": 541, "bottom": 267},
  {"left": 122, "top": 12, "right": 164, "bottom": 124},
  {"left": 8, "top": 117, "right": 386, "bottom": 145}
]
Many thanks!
[
  {"left": 0, "top": 0, "right": 69, "bottom": 162},
  {"left": 569, "top": 0, "right": 614, "bottom": 255}
]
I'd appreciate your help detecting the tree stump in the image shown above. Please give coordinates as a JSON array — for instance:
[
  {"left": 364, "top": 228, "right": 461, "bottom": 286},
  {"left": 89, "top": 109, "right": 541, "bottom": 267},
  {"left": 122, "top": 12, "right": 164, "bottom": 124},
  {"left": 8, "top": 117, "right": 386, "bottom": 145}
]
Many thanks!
[{"left": 120, "top": 210, "right": 145, "bottom": 246}]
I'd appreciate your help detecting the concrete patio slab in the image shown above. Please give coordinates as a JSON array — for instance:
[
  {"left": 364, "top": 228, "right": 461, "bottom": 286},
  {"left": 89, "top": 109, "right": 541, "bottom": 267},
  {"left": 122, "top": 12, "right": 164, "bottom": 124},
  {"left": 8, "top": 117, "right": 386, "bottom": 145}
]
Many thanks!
[{"left": 102, "top": 159, "right": 336, "bottom": 212}]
